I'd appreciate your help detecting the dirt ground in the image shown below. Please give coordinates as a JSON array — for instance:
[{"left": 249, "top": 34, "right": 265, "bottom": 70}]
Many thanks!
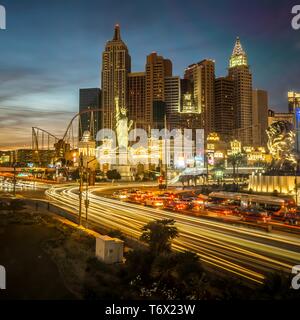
[
  {"left": 0, "top": 201, "right": 105, "bottom": 300},
  {"left": 0, "top": 223, "right": 75, "bottom": 300}
]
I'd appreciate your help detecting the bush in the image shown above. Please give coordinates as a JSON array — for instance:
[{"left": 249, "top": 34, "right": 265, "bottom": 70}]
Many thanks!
[{"left": 106, "top": 169, "right": 121, "bottom": 181}]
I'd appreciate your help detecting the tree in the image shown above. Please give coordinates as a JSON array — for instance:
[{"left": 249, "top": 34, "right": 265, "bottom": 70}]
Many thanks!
[
  {"left": 227, "top": 153, "right": 245, "bottom": 181},
  {"left": 173, "top": 251, "right": 207, "bottom": 299},
  {"left": 148, "top": 251, "right": 207, "bottom": 299},
  {"left": 106, "top": 169, "right": 121, "bottom": 181},
  {"left": 140, "top": 219, "right": 178, "bottom": 255}
]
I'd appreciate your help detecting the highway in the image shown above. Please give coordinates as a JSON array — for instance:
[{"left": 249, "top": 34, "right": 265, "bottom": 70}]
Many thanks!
[{"left": 45, "top": 184, "right": 300, "bottom": 286}]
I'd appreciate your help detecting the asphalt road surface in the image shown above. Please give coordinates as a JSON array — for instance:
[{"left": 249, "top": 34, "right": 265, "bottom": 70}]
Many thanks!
[{"left": 45, "top": 184, "right": 300, "bottom": 286}]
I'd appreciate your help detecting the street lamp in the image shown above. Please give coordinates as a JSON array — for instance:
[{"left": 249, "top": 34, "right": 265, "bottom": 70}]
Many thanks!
[
  {"left": 78, "top": 153, "right": 83, "bottom": 226},
  {"left": 84, "top": 157, "right": 98, "bottom": 227}
]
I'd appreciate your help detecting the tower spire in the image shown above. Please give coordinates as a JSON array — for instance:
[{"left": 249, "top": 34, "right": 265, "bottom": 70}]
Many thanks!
[
  {"left": 232, "top": 36, "right": 246, "bottom": 56},
  {"left": 113, "top": 24, "right": 121, "bottom": 41},
  {"left": 229, "top": 36, "right": 248, "bottom": 68}
]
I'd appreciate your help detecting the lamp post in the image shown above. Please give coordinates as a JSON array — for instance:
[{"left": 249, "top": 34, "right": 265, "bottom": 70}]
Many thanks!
[
  {"left": 13, "top": 162, "right": 16, "bottom": 198},
  {"left": 164, "top": 113, "right": 168, "bottom": 190},
  {"left": 78, "top": 153, "right": 83, "bottom": 226},
  {"left": 84, "top": 157, "right": 98, "bottom": 227},
  {"left": 85, "top": 168, "right": 89, "bottom": 226},
  {"left": 293, "top": 93, "right": 299, "bottom": 206}
]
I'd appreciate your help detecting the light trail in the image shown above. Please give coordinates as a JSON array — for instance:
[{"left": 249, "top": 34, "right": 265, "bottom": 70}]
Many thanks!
[{"left": 46, "top": 185, "right": 300, "bottom": 285}]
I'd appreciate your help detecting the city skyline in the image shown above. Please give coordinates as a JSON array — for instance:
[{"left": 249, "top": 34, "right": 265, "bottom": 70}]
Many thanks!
[
  {"left": 1, "top": 1, "right": 300, "bottom": 303},
  {"left": 0, "top": 0, "right": 299, "bottom": 148}
]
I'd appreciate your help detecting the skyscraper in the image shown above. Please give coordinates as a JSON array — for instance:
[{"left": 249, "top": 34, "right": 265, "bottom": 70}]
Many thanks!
[
  {"left": 228, "top": 37, "right": 253, "bottom": 146},
  {"left": 184, "top": 64, "right": 202, "bottom": 114},
  {"left": 252, "top": 89, "right": 269, "bottom": 147},
  {"left": 288, "top": 91, "right": 300, "bottom": 153},
  {"left": 145, "top": 52, "right": 172, "bottom": 128},
  {"left": 288, "top": 91, "right": 300, "bottom": 113},
  {"left": 214, "top": 77, "right": 234, "bottom": 141},
  {"left": 127, "top": 72, "right": 146, "bottom": 130},
  {"left": 184, "top": 59, "right": 215, "bottom": 135},
  {"left": 101, "top": 25, "right": 131, "bottom": 129},
  {"left": 164, "top": 76, "right": 181, "bottom": 129},
  {"left": 180, "top": 79, "right": 194, "bottom": 113},
  {"left": 79, "top": 88, "right": 102, "bottom": 140}
]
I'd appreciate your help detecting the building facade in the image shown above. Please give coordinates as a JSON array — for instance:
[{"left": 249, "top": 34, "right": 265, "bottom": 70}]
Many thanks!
[
  {"left": 228, "top": 37, "right": 253, "bottom": 146},
  {"left": 252, "top": 89, "right": 269, "bottom": 147},
  {"left": 184, "top": 59, "right": 215, "bottom": 135},
  {"left": 127, "top": 72, "right": 146, "bottom": 130},
  {"left": 79, "top": 88, "right": 102, "bottom": 140},
  {"left": 164, "top": 76, "right": 181, "bottom": 129},
  {"left": 214, "top": 76, "right": 234, "bottom": 141},
  {"left": 145, "top": 52, "right": 172, "bottom": 127},
  {"left": 288, "top": 91, "right": 300, "bottom": 113},
  {"left": 101, "top": 25, "right": 131, "bottom": 130},
  {"left": 268, "top": 110, "right": 294, "bottom": 127}
]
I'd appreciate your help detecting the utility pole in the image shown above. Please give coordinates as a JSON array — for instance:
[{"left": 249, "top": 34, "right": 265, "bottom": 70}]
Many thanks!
[
  {"left": 85, "top": 157, "right": 97, "bottom": 226},
  {"left": 13, "top": 153, "right": 16, "bottom": 198},
  {"left": 78, "top": 153, "right": 83, "bottom": 226},
  {"left": 206, "top": 153, "right": 209, "bottom": 185},
  {"left": 85, "top": 168, "right": 89, "bottom": 224},
  {"left": 164, "top": 113, "right": 168, "bottom": 190},
  {"left": 13, "top": 164, "right": 16, "bottom": 198}
]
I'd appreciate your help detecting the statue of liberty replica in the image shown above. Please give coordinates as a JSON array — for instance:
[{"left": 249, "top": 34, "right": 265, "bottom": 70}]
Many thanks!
[
  {"left": 115, "top": 96, "right": 133, "bottom": 152},
  {"left": 115, "top": 97, "right": 133, "bottom": 175}
]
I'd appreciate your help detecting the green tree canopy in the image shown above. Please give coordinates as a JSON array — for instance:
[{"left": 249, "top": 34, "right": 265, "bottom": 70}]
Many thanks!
[
  {"left": 140, "top": 219, "right": 178, "bottom": 255},
  {"left": 106, "top": 169, "right": 121, "bottom": 181}
]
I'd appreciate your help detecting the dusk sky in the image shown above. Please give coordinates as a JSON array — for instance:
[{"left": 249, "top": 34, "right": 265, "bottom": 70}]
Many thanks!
[{"left": 0, "top": 0, "right": 299, "bottom": 149}]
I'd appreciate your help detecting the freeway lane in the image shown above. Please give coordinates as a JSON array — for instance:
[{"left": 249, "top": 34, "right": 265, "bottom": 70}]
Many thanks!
[{"left": 46, "top": 185, "right": 300, "bottom": 285}]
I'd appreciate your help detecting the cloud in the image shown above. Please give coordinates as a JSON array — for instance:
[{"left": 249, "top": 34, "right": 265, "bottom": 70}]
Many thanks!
[{"left": 0, "top": 106, "right": 76, "bottom": 149}]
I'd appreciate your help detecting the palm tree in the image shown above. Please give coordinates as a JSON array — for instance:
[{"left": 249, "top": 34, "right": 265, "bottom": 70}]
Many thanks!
[
  {"left": 140, "top": 219, "right": 178, "bottom": 255},
  {"left": 227, "top": 153, "right": 245, "bottom": 182}
]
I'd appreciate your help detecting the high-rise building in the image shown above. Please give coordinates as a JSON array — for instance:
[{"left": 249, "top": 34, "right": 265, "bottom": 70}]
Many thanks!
[
  {"left": 164, "top": 76, "right": 181, "bottom": 129},
  {"left": 252, "top": 89, "right": 269, "bottom": 147},
  {"left": 79, "top": 88, "right": 102, "bottom": 140},
  {"left": 180, "top": 79, "right": 194, "bottom": 113},
  {"left": 214, "top": 76, "right": 234, "bottom": 141},
  {"left": 184, "top": 59, "right": 215, "bottom": 135},
  {"left": 127, "top": 72, "right": 146, "bottom": 130},
  {"left": 145, "top": 52, "right": 172, "bottom": 127},
  {"left": 288, "top": 91, "right": 300, "bottom": 153},
  {"left": 101, "top": 25, "right": 131, "bottom": 129},
  {"left": 288, "top": 91, "right": 300, "bottom": 113},
  {"left": 228, "top": 37, "right": 253, "bottom": 146}
]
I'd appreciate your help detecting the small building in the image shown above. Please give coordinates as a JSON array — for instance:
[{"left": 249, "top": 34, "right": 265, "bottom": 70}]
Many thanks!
[{"left": 95, "top": 235, "right": 124, "bottom": 264}]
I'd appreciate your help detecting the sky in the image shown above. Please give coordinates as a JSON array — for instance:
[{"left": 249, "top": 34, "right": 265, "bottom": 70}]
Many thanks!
[{"left": 0, "top": 0, "right": 299, "bottom": 149}]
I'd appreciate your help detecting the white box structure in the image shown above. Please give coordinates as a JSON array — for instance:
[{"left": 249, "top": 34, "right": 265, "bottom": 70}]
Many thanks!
[{"left": 95, "top": 235, "right": 124, "bottom": 264}]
